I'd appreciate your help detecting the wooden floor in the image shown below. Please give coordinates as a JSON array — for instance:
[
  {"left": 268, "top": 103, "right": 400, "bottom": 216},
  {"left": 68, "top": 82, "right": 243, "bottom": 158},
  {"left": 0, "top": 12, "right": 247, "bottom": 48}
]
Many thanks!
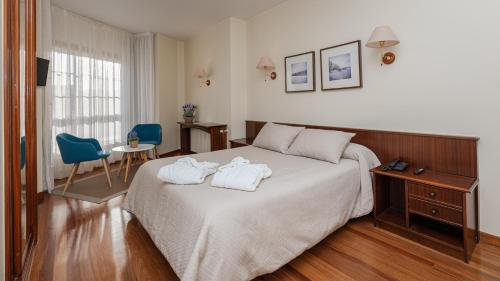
[{"left": 28, "top": 193, "right": 500, "bottom": 281}]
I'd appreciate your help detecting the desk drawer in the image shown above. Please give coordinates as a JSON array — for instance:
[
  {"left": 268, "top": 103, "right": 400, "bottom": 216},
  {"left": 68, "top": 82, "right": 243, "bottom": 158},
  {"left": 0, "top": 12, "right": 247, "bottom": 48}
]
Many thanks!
[
  {"left": 408, "top": 181, "right": 462, "bottom": 209},
  {"left": 409, "top": 198, "right": 463, "bottom": 226}
]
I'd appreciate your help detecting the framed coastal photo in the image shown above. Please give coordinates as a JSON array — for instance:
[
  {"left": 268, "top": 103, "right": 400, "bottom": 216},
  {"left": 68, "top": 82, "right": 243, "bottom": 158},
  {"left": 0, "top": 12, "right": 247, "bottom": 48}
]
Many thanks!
[
  {"left": 320, "top": 40, "right": 362, "bottom": 91},
  {"left": 285, "top": 51, "right": 315, "bottom": 93}
]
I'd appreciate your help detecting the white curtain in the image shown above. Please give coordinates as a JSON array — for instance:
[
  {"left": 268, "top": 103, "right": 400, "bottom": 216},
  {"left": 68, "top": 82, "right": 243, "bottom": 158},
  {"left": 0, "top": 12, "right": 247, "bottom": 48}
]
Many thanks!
[
  {"left": 39, "top": 0, "right": 54, "bottom": 191},
  {"left": 131, "top": 33, "right": 157, "bottom": 124},
  {"left": 48, "top": 7, "right": 157, "bottom": 183}
]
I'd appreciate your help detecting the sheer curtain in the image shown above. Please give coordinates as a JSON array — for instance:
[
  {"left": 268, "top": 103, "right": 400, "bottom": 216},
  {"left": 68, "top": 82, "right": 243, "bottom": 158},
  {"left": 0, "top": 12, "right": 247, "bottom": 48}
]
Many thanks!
[
  {"left": 40, "top": 0, "right": 54, "bottom": 191},
  {"left": 131, "top": 33, "right": 157, "bottom": 124},
  {"left": 49, "top": 7, "right": 157, "bottom": 182}
]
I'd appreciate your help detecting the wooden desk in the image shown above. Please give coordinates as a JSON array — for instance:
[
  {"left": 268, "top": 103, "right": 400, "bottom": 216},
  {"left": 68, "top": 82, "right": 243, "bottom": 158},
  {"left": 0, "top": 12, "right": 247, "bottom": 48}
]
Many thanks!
[{"left": 178, "top": 122, "right": 228, "bottom": 154}]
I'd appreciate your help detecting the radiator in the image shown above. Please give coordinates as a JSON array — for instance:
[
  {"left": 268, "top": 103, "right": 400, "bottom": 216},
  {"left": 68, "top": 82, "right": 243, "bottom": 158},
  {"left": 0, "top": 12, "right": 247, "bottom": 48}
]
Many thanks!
[{"left": 190, "top": 128, "right": 211, "bottom": 153}]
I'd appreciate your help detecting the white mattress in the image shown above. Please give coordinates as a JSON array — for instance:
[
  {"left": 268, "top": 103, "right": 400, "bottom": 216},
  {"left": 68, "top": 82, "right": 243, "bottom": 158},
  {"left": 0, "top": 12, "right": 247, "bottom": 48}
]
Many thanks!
[{"left": 122, "top": 145, "right": 378, "bottom": 281}]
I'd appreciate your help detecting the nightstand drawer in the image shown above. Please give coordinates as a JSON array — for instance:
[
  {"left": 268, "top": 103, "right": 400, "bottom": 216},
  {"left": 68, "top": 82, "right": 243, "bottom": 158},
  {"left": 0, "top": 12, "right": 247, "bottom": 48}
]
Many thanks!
[
  {"left": 408, "top": 181, "right": 462, "bottom": 209},
  {"left": 409, "top": 198, "right": 463, "bottom": 226}
]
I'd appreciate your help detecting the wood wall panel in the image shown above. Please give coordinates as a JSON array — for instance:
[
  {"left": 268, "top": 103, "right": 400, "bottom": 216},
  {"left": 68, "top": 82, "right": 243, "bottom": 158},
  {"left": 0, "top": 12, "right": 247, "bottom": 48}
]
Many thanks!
[{"left": 246, "top": 120, "right": 478, "bottom": 178}]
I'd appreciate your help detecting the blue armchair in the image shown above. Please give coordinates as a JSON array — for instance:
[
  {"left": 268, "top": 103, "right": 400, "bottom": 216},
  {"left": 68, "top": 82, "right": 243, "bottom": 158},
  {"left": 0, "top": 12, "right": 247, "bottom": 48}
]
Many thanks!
[
  {"left": 128, "top": 124, "right": 162, "bottom": 158},
  {"left": 56, "top": 133, "right": 112, "bottom": 193}
]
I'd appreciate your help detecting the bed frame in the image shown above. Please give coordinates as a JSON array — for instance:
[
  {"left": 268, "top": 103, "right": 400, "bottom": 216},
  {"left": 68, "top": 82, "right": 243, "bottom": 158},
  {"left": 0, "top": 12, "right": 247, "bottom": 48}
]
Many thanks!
[{"left": 245, "top": 120, "right": 479, "bottom": 178}]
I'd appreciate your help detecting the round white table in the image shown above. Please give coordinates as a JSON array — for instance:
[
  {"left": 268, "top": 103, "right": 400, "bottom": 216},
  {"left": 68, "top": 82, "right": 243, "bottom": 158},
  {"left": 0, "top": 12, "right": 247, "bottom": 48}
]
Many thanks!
[{"left": 112, "top": 144, "right": 155, "bottom": 182}]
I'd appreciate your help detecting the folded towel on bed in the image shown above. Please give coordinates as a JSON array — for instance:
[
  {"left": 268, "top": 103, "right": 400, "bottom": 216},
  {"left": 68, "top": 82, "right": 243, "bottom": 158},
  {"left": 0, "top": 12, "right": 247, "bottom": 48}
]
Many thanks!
[
  {"left": 157, "top": 157, "right": 219, "bottom": 184},
  {"left": 211, "top": 157, "right": 272, "bottom": 191}
]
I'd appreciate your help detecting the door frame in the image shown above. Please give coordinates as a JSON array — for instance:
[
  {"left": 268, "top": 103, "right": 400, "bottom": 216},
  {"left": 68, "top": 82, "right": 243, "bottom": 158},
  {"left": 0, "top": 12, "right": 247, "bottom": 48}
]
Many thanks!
[{"left": 3, "top": 0, "right": 38, "bottom": 279}]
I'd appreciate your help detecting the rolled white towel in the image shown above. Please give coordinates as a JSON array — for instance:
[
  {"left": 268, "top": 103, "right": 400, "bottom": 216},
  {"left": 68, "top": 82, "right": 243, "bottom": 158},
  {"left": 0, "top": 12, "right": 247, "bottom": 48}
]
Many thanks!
[
  {"left": 157, "top": 157, "right": 219, "bottom": 185},
  {"left": 211, "top": 157, "right": 272, "bottom": 192}
]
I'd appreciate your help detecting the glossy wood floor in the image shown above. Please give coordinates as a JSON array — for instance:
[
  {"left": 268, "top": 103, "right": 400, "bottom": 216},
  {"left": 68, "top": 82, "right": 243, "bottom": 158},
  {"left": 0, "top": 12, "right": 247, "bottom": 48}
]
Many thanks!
[{"left": 28, "top": 193, "right": 500, "bottom": 281}]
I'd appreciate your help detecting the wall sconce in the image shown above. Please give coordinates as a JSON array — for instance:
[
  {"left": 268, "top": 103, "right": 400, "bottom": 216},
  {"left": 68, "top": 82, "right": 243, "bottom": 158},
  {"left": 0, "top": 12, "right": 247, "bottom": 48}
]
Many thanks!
[
  {"left": 366, "top": 26, "right": 400, "bottom": 65},
  {"left": 194, "top": 68, "right": 211, "bottom": 87},
  {"left": 256, "top": 56, "right": 277, "bottom": 81}
]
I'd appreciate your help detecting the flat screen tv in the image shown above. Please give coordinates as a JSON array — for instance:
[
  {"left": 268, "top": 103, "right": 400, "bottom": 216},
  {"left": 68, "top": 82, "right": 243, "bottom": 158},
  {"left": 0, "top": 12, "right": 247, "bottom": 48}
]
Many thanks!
[{"left": 37, "top": 57, "right": 50, "bottom": 86}]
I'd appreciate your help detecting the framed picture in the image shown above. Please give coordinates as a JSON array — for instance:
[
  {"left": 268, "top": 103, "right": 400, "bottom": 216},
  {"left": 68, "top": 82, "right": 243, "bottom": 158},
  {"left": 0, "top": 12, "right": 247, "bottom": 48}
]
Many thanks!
[
  {"left": 285, "top": 51, "right": 315, "bottom": 93},
  {"left": 320, "top": 40, "right": 362, "bottom": 91}
]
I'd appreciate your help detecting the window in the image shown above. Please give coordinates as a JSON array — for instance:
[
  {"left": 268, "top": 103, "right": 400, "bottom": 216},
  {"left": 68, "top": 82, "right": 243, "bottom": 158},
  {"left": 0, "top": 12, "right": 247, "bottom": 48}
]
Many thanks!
[{"left": 52, "top": 51, "right": 124, "bottom": 152}]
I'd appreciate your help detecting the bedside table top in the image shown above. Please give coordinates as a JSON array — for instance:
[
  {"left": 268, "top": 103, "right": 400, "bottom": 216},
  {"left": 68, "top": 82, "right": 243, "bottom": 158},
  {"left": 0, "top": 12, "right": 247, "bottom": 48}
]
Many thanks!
[
  {"left": 230, "top": 138, "right": 254, "bottom": 145},
  {"left": 371, "top": 166, "right": 478, "bottom": 193}
]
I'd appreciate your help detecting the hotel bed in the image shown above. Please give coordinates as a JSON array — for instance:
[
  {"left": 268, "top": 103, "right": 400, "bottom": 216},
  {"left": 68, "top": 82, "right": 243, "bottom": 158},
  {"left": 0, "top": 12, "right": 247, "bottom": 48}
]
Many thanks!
[{"left": 122, "top": 144, "right": 379, "bottom": 281}]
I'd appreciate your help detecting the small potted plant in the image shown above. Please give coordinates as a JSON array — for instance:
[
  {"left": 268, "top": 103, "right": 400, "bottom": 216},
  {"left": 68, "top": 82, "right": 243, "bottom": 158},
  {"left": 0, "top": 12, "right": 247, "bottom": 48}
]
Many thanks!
[
  {"left": 128, "top": 130, "right": 139, "bottom": 148},
  {"left": 182, "top": 103, "right": 197, "bottom": 124}
]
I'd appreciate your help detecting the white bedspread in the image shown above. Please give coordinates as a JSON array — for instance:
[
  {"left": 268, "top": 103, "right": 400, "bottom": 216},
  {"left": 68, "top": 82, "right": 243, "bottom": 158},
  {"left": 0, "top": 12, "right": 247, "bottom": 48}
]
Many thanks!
[{"left": 122, "top": 145, "right": 379, "bottom": 281}]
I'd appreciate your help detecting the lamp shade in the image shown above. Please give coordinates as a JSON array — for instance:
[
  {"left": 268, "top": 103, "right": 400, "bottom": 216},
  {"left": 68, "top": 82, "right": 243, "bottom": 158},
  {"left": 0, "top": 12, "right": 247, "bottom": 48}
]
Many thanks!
[
  {"left": 366, "top": 26, "right": 400, "bottom": 48},
  {"left": 256, "top": 56, "right": 275, "bottom": 71},
  {"left": 194, "top": 68, "right": 208, "bottom": 78}
]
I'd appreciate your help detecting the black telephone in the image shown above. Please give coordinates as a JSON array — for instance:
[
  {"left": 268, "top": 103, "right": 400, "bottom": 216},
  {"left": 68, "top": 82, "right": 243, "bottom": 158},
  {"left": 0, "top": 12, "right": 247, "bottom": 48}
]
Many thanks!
[{"left": 382, "top": 159, "right": 408, "bottom": 171}]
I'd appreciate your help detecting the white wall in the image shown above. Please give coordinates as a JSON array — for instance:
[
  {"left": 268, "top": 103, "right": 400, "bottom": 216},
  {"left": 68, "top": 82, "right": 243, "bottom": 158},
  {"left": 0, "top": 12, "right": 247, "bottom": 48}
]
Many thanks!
[
  {"left": 184, "top": 18, "right": 247, "bottom": 140},
  {"left": 185, "top": 19, "right": 232, "bottom": 128},
  {"left": 155, "top": 33, "right": 184, "bottom": 154},
  {"left": 246, "top": 0, "right": 500, "bottom": 235},
  {"left": 229, "top": 18, "right": 248, "bottom": 139}
]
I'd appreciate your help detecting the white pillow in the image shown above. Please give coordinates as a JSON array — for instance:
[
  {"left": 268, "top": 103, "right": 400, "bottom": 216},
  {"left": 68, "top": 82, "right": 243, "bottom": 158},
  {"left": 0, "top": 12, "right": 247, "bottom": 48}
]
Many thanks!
[
  {"left": 287, "top": 129, "right": 355, "bottom": 163},
  {"left": 252, "top": 123, "right": 305, "bottom": 153}
]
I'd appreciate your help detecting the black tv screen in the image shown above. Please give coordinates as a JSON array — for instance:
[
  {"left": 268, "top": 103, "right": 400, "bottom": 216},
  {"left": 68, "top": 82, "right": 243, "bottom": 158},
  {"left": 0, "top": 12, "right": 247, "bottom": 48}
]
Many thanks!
[{"left": 37, "top": 57, "right": 50, "bottom": 86}]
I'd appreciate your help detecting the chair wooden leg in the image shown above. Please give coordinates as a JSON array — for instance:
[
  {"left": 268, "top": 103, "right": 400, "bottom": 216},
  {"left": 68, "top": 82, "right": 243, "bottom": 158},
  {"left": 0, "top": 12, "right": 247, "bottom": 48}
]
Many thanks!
[
  {"left": 124, "top": 153, "right": 132, "bottom": 183},
  {"left": 154, "top": 146, "right": 159, "bottom": 159},
  {"left": 70, "top": 163, "right": 80, "bottom": 184},
  {"left": 102, "top": 158, "right": 113, "bottom": 188},
  {"left": 142, "top": 152, "right": 148, "bottom": 162},
  {"left": 63, "top": 163, "right": 79, "bottom": 194},
  {"left": 118, "top": 153, "right": 127, "bottom": 175}
]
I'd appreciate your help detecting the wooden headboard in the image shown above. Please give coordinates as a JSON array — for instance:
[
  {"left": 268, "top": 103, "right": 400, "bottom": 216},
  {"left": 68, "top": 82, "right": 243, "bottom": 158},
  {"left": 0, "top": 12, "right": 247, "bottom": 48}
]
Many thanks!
[{"left": 246, "top": 120, "right": 479, "bottom": 178}]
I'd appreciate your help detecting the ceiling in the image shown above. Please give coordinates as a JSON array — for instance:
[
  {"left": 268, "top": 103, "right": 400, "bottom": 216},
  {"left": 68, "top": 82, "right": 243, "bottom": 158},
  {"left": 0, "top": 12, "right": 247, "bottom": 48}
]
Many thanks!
[{"left": 52, "top": 0, "right": 288, "bottom": 39}]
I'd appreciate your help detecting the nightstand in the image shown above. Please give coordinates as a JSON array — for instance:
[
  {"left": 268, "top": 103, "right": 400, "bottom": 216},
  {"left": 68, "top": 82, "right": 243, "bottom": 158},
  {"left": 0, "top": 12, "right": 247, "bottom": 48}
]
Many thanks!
[
  {"left": 371, "top": 166, "right": 479, "bottom": 263},
  {"left": 229, "top": 138, "right": 253, "bottom": 148}
]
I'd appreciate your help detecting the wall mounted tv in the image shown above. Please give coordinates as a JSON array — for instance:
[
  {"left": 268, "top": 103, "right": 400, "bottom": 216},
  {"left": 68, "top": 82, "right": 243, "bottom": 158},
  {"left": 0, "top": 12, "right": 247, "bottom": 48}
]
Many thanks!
[{"left": 37, "top": 57, "right": 50, "bottom": 86}]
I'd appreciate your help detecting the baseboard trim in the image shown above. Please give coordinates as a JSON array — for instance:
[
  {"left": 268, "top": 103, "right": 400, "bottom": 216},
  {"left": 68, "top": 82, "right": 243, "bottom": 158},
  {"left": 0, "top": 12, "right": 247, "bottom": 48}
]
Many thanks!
[
  {"left": 37, "top": 190, "right": 47, "bottom": 205},
  {"left": 480, "top": 231, "right": 500, "bottom": 247}
]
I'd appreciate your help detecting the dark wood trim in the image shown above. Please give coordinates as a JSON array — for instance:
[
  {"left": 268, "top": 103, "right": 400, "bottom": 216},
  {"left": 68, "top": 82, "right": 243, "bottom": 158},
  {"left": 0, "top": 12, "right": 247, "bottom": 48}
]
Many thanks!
[
  {"left": 36, "top": 191, "right": 48, "bottom": 205},
  {"left": 4, "top": 0, "right": 22, "bottom": 278},
  {"left": 3, "top": 0, "right": 38, "bottom": 278},
  {"left": 284, "top": 51, "right": 316, "bottom": 93},
  {"left": 320, "top": 40, "right": 363, "bottom": 91},
  {"left": 246, "top": 120, "right": 479, "bottom": 178},
  {"left": 481, "top": 230, "right": 500, "bottom": 246},
  {"left": 3, "top": 0, "right": 17, "bottom": 279},
  {"left": 371, "top": 167, "right": 478, "bottom": 193}
]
